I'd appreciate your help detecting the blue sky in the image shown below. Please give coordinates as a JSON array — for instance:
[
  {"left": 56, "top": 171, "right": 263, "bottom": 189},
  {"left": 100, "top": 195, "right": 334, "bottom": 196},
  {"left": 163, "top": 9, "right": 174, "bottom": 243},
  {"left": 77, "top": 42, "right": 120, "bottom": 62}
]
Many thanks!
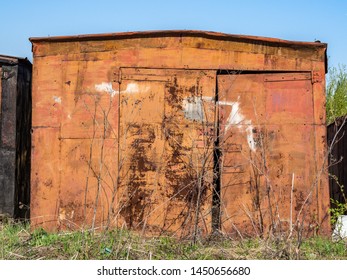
[{"left": 1, "top": 0, "right": 346, "bottom": 69}]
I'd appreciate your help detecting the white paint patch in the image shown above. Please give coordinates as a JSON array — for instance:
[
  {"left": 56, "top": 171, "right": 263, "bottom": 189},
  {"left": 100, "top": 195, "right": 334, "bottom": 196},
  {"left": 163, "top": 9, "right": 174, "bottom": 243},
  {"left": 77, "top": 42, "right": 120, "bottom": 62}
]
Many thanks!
[
  {"left": 123, "top": 83, "right": 139, "bottom": 94},
  {"left": 95, "top": 82, "right": 149, "bottom": 97},
  {"left": 245, "top": 126, "right": 256, "bottom": 152},
  {"left": 95, "top": 82, "right": 117, "bottom": 97},
  {"left": 53, "top": 96, "right": 61, "bottom": 104},
  {"left": 122, "top": 83, "right": 150, "bottom": 94},
  {"left": 183, "top": 96, "right": 205, "bottom": 121},
  {"left": 218, "top": 99, "right": 256, "bottom": 151},
  {"left": 181, "top": 96, "right": 256, "bottom": 150},
  {"left": 201, "top": 96, "right": 214, "bottom": 102}
]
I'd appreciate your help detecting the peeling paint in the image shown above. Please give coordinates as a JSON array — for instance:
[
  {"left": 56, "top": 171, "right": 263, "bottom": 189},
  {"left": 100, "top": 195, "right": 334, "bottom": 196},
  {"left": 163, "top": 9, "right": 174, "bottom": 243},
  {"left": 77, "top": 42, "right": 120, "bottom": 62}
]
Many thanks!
[
  {"left": 201, "top": 96, "right": 214, "bottom": 102},
  {"left": 59, "top": 208, "right": 74, "bottom": 221},
  {"left": 59, "top": 209, "right": 66, "bottom": 221},
  {"left": 95, "top": 82, "right": 117, "bottom": 97},
  {"left": 122, "top": 83, "right": 150, "bottom": 94},
  {"left": 245, "top": 126, "right": 256, "bottom": 151},
  {"left": 218, "top": 99, "right": 256, "bottom": 151},
  {"left": 123, "top": 83, "right": 139, "bottom": 94},
  {"left": 53, "top": 96, "right": 61, "bottom": 104},
  {"left": 183, "top": 96, "right": 204, "bottom": 121},
  {"left": 182, "top": 96, "right": 256, "bottom": 150},
  {"left": 95, "top": 82, "right": 149, "bottom": 97}
]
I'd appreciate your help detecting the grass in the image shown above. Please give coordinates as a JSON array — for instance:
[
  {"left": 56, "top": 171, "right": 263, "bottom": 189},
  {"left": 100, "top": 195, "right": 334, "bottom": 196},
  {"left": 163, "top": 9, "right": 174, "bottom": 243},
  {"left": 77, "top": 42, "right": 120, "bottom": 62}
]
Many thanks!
[{"left": 1, "top": 219, "right": 347, "bottom": 260}]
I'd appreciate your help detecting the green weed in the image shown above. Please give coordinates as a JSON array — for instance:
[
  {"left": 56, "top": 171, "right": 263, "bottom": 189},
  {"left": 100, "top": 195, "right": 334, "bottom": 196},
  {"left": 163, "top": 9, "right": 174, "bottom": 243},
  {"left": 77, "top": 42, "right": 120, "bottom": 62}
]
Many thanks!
[{"left": 1, "top": 220, "right": 346, "bottom": 260}]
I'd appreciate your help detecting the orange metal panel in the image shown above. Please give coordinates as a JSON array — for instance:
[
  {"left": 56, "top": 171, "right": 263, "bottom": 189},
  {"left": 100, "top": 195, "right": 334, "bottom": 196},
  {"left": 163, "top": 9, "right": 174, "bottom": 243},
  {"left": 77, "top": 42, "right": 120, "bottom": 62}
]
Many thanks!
[
  {"left": 264, "top": 74, "right": 313, "bottom": 124},
  {"left": 31, "top": 58, "right": 121, "bottom": 230},
  {"left": 311, "top": 66, "right": 330, "bottom": 234},
  {"left": 58, "top": 138, "right": 119, "bottom": 230},
  {"left": 314, "top": 124, "right": 330, "bottom": 234},
  {"left": 118, "top": 72, "right": 167, "bottom": 234},
  {"left": 30, "top": 128, "right": 60, "bottom": 231},
  {"left": 30, "top": 31, "right": 326, "bottom": 73},
  {"left": 218, "top": 73, "right": 326, "bottom": 237},
  {"left": 118, "top": 68, "right": 216, "bottom": 237},
  {"left": 31, "top": 57, "right": 63, "bottom": 128},
  {"left": 60, "top": 60, "right": 120, "bottom": 139}
]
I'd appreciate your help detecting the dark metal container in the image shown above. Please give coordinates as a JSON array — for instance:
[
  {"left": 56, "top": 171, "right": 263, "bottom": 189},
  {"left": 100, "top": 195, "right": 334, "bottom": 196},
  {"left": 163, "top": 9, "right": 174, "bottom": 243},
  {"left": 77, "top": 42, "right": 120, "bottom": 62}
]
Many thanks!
[{"left": 0, "top": 55, "right": 31, "bottom": 219}]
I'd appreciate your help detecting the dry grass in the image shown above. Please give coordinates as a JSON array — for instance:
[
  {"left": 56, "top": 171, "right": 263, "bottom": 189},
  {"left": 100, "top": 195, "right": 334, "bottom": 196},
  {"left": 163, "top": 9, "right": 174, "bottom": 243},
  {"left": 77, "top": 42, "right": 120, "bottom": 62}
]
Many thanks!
[{"left": 1, "top": 219, "right": 347, "bottom": 260}]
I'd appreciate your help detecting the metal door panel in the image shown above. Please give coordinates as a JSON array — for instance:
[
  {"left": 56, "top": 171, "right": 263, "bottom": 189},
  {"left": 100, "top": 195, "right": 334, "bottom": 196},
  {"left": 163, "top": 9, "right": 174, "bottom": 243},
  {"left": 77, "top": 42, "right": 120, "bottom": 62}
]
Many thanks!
[
  {"left": 119, "top": 68, "right": 216, "bottom": 237},
  {"left": 218, "top": 73, "right": 317, "bottom": 237}
]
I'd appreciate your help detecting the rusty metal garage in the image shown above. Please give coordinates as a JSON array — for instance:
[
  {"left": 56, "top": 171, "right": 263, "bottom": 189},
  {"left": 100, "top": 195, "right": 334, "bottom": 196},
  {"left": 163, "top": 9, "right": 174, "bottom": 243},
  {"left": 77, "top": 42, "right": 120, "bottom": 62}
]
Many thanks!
[{"left": 29, "top": 30, "right": 330, "bottom": 237}]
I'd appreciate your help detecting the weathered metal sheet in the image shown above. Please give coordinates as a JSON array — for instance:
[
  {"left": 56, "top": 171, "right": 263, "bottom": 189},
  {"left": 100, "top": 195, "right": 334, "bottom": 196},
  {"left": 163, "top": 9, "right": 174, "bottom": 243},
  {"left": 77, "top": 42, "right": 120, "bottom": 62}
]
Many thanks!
[
  {"left": 118, "top": 68, "right": 216, "bottom": 236},
  {"left": 15, "top": 63, "right": 32, "bottom": 219},
  {"left": 0, "top": 57, "right": 31, "bottom": 218},
  {"left": 0, "top": 67, "right": 2, "bottom": 122},
  {"left": 1, "top": 65, "right": 17, "bottom": 149},
  {"left": 218, "top": 73, "right": 329, "bottom": 237},
  {"left": 30, "top": 31, "right": 327, "bottom": 73},
  {"left": 29, "top": 31, "right": 329, "bottom": 236},
  {"left": 31, "top": 127, "right": 60, "bottom": 230},
  {"left": 0, "top": 64, "right": 18, "bottom": 217},
  {"left": 328, "top": 118, "right": 347, "bottom": 213},
  {"left": 31, "top": 65, "right": 217, "bottom": 236},
  {"left": 31, "top": 58, "right": 121, "bottom": 230}
]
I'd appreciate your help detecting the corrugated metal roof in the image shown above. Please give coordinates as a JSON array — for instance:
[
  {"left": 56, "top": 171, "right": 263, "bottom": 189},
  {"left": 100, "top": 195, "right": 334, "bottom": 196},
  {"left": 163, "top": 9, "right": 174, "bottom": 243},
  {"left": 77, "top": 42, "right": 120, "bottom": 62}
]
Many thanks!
[{"left": 29, "top": 30, "right": 327, "bottom": 49}]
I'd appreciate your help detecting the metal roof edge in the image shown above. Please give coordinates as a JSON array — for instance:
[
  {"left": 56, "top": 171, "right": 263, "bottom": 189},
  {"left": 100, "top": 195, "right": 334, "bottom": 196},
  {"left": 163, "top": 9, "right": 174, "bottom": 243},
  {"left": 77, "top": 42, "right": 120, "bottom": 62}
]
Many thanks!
[
  {"left": 29, "top": 30, "right": 327, "bottom": 49},
  {"left": 0, "top": 54, "right": 31, "bottom": 66}
]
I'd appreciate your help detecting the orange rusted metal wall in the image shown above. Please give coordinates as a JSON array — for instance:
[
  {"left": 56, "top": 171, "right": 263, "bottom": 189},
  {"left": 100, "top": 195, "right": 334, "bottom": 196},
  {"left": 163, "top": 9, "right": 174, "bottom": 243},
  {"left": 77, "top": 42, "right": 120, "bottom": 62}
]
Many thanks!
[{"left": 30, "top": 30, "right": 329, "bottom": 237}]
